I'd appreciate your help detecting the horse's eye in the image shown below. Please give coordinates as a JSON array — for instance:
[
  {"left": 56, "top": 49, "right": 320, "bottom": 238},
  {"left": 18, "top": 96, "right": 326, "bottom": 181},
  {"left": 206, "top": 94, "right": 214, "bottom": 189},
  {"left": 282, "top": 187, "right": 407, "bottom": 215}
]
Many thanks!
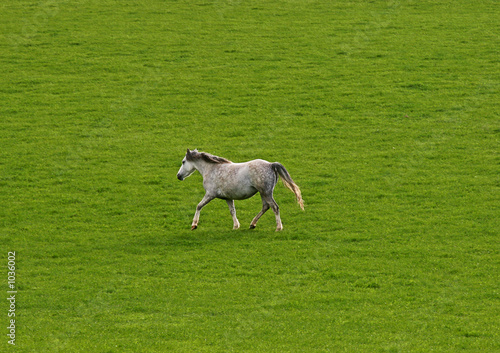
[{"left": 182, "top": 161, "right": 185, "bottom": 165}]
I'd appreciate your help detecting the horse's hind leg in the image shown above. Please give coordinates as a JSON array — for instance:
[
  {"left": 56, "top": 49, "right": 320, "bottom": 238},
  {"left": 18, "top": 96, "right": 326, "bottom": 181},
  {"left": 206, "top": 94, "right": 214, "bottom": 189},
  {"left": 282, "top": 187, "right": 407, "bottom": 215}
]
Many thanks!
[
  {"left": 191, "top": 194, "right": 214, "bottom": 230},
  {"left": 250, "top": 197, "right": 270, "bottom": 229},
  {"left": 268, "top": 196, "right": 283, "bottom": 231},
  {"left": 226, "top": 199, "right": 240, "bottom": 230},
  {"left": 252, "top": 194, "right": 282, "bottom": 231}
]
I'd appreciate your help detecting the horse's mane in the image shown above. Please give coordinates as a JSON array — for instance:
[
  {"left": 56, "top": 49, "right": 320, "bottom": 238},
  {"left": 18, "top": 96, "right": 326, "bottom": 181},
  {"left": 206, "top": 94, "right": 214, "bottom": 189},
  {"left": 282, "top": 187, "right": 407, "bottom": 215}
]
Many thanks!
[
  {"left": 189, "top": 150, "right": 232, "bottom": 164},
  {"left": 200, "top": 152, "right": 232, "bottom": 164}
]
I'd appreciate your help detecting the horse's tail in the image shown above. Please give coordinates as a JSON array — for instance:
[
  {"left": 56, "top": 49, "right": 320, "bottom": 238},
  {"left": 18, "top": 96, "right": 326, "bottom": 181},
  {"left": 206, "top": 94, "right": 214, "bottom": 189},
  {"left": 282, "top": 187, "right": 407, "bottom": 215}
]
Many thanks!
[{"left": 271, "top": 163, "right": 305, "bottom": 210}]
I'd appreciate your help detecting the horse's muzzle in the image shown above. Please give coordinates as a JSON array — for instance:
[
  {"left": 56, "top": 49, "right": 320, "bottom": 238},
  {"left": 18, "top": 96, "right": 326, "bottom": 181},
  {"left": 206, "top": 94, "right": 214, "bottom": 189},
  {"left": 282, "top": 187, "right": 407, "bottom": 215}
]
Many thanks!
[{"left": 177, "top": 174, "right": 183, "bottom": 181}]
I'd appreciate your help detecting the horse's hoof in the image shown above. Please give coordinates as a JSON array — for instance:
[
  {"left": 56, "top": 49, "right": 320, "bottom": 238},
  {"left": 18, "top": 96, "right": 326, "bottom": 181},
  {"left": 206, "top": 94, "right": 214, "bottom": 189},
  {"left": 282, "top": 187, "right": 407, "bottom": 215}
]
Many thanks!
[
  {"left": 191, "top": 225, "right": 197, "bottom": 230},
  {"left": 249, "top": 225, "right": 256, "bottom": 229}
]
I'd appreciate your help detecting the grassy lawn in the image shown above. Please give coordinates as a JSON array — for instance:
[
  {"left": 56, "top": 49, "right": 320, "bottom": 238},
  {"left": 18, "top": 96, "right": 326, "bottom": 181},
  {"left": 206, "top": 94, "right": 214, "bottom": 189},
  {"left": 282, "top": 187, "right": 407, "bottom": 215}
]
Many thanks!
[{"left": 1, "top": 0, "right": 498, "bottom": 351}]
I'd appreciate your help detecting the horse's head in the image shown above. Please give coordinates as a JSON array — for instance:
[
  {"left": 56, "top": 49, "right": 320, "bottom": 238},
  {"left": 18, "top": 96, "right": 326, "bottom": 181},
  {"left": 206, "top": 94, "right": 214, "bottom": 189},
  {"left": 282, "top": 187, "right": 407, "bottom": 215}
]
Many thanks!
[{"left": 177, "top": 149, "right": 197, "bottom": 180}]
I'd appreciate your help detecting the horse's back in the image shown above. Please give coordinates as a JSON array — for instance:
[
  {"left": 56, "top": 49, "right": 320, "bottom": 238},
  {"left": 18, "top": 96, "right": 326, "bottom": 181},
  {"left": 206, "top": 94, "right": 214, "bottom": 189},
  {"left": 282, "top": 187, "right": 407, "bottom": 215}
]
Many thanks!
[{"left": 225, "top": 159, "right": 273, "bottom": 184}]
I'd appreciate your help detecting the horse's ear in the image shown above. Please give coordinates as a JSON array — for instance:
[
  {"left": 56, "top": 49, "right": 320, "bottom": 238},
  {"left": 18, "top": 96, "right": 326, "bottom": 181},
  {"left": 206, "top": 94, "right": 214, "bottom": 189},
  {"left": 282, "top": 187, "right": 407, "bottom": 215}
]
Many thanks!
[{"left": 186, "top": 149, "right": 194, "bottom": 161}]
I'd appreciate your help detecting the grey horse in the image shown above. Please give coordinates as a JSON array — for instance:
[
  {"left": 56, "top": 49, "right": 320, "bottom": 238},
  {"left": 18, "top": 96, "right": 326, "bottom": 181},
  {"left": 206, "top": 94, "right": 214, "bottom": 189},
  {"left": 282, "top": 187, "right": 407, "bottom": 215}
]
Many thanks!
[{"left": 177, "top": 149, "right": 304, "bottom": 231}]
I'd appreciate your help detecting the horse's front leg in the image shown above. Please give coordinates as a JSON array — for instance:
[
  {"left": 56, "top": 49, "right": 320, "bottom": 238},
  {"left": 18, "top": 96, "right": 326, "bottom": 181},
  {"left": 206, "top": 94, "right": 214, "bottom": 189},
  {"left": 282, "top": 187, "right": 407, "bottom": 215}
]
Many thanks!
[
  {"left": 191, "top": 194, "right": 214, "bottom": 230},
  {"left": 226, "top": 199, "right": 240, "bottom": 230}
]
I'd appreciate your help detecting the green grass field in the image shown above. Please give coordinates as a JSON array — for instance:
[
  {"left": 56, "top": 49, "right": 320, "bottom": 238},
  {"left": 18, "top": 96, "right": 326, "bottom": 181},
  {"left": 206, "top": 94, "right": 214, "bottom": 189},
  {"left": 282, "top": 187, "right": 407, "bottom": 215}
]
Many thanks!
[{"left": 1, "top": 0, "right": 499, "bottom": 351}]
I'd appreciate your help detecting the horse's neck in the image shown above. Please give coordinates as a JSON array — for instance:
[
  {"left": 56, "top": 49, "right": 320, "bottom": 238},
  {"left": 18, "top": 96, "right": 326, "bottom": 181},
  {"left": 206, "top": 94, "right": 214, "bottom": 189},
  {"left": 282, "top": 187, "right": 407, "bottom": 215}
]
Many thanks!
[
  {"left": 195, "top": 161, "right": 211, "bottom": 178},
  {"left": 197, "top": 161, "right": 227, "bottom": 180}
]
